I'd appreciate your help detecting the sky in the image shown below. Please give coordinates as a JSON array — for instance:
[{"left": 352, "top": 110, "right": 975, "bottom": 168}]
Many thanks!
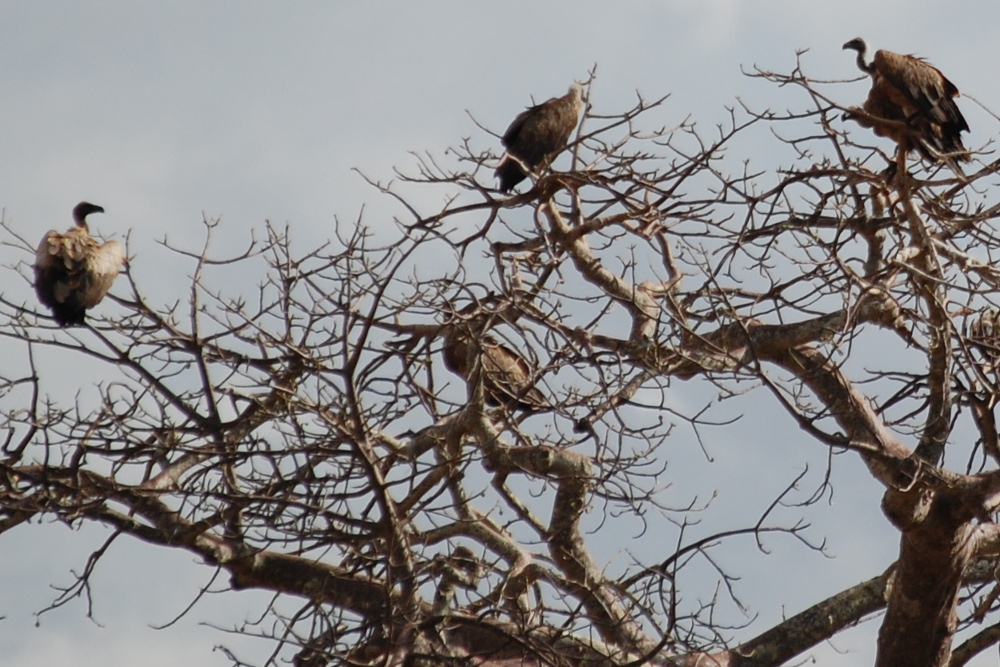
[{"left": 1, "top": 2, "right": 998, "bottom": 665}]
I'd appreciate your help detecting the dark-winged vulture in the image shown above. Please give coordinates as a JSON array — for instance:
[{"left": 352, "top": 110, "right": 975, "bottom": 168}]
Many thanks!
[
  {"left": 843, "top": 37, "right": 969, "bottom": 165},
  {"left": 443, "top": 325, "right": 548, "bottom": 412},
  {"left": 34, "top": 202, "right": 123, "bottom": 326},
  {"left": 495, "top": 82, "right": 584, "bottom": 193}
]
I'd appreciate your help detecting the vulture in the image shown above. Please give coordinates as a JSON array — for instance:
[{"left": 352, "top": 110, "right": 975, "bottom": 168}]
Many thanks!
[
  {"left": 969, "top": 309, "right": 1000, "bottom": 377},
  {"left": 34, "top": 201, "right": 124, "bottom": 326},
  {"left": 842, "top": 37, "right": 969, "bottom": 165},
  {"left": 443, "top": 325, "right": 548, "bottom": 412},
  {"left": 495, "top": 82, "right": 584, "bottom": 193}
]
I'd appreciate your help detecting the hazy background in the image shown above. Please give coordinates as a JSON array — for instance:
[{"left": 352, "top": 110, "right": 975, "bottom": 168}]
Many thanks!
[{"left": 1, "top": 2, "right": 997, "bottom": 665}]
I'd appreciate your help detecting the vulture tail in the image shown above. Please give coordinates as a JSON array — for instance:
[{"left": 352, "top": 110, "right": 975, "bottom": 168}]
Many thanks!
[
  {"left": 51, "top": 302, "right": 87, "bottom": 327},
  {"left": 496, "top": 157, "right": 528, "bottom": 193}
]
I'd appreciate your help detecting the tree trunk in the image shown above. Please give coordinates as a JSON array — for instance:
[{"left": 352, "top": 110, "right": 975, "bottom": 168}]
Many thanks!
[{"left": 876, "top": 490, "right": 978, "bottom": 667}]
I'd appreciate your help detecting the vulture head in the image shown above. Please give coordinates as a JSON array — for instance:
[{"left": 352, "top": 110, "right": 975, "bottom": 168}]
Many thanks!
[
  {"left": 72, "top": 201, "right": 106, "bottom": 229},
  {"left": 568, "top": 81, "right": 584, "bottom": 103},
  {"left": 842, "top": 37, "right": 874, "bottom": 74}
]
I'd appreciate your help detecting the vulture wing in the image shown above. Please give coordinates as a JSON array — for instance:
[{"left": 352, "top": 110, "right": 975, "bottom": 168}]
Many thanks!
[
  {"left": 970, "top": 309, "right": 1000, "bottom": 376},
  {"left": 479, "top": 336, "right": 548, "bottom": 411},
  {"left": 873, "top": 50, "right": 969, "bottom": 157},
  {"left": 874, "top": 51, "right": 967, "bottom": 129},
  {"left": 34, "top": 228, "right": 122, "bottom": 326},
  {"left": 443, "top": 331, "right": 548, "bottom": 412},
  {"left": 496, "top": 84, "right": 584, "bottom": 192},
  {"left": 442, "top": 330, "right": 473, "bottom": 379},
  {"left": 81, "top": 240, "right": 124, "bottom": 308},
  {"left": 851, "top": 77, "right": 935, "bottom": 162}
]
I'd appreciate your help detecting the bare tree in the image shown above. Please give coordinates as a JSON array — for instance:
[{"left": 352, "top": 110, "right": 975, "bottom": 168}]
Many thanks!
[{"left": 3, "top": 60, "right": 1000, "bottom": 667}]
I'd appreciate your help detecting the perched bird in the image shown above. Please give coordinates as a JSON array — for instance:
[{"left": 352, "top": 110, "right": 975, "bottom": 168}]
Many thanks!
[
  {"left": 495, "top": 83, "right": 585, "bottom": 193},
  {"left": 34, "top": 202, "right": 124, "bottom": 326},
  {"left": 443, "top": 324, "right": 548, "bottom": 412},
  {"left": 842, "top": 37, "right": 969, "bottom": 165},
  {"left": 969, "top": 309, "right": 1000, "bottom": 378}
]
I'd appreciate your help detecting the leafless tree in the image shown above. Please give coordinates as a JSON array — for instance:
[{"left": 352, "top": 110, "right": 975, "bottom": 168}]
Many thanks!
[{"left": 3, "top": 60, "right": 1000, "bottom": 667}]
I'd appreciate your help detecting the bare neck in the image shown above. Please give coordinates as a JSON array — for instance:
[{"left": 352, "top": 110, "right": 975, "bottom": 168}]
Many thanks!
[{"left": 855, "top": 50, "right": 874, "bottom": 75}]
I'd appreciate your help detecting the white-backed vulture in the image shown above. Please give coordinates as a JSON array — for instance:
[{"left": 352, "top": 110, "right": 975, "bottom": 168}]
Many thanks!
[
  {"left": 495, "top": 83, "right": 584, "bottom": 193},
  {"left": 34, "top": 202, "right": 124, "bottom": 326},
  {"left": 843, "top": 37, "right": 969, "bottom": 164},
  {"left": 443, "top": 325, "right": 548, "bottom": 412}
]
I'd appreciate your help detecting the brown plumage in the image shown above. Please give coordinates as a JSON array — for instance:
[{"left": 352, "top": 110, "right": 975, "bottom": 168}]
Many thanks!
[
  {"left": 969, "top": 309, "right": 1000, "bottom": 377},
  {"left": 843, "top": 38, "right": 969, "bottom": 165},
  {"left": 443, "top": 327, "right": 548, "bottom": 412},
  {"left": 34, "top": 202, "right": 124, "bottom": 326},
  {"left": 495, "top": 83, "right": 584, "bottom": 193}
]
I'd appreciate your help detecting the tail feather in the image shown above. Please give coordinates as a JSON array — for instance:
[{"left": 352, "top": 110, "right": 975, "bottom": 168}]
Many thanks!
[
  {"left": 51, "top": 302, "right": 87, "bottom": 327},
  {"left": 495, "top": 157, "right": 527, "bottom": 193}
]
